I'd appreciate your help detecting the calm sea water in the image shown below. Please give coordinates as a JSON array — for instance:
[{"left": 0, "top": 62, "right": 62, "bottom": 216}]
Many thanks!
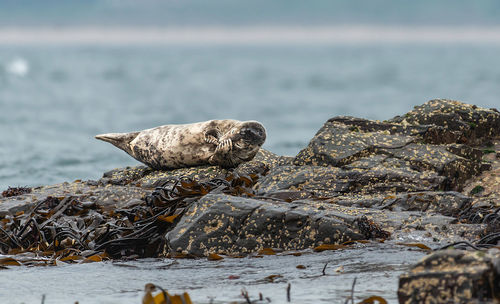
[
  {"left": 1, "top": 0, "right": 500, "bottom": 27},
  {"left": 1, "top": 43, "right": 500, "bottom": 189},
  {"left": 0, "top": 243, "right": 426, "bottom": 304}
]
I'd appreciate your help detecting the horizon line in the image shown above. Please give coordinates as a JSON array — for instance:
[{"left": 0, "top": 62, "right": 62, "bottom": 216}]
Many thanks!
[{"left": 1, "top": 25, "right": 500, "bottom": 45}]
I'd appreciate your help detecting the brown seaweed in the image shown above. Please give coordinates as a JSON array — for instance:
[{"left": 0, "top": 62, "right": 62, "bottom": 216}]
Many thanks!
[
  {"left": 0, "top": 173, "right": 260, "bottom": 263},
  {"left": 1, "top": 186, "right": 31, "bottom": 197},
  {"left": 356, "top": 216, "right": 390, "bottom": 239}
]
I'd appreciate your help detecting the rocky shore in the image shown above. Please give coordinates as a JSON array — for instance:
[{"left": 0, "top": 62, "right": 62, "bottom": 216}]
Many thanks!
[{"left": 1, "top": 99, "right": 499, "bottom": 303}]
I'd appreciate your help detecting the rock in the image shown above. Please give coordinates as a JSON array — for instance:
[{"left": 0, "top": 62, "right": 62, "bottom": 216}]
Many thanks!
[
  {"left": 334, "top": 191, "right": 470, "bottom": 216},
  {"left": 0, "top": 197, "right": 35, "bottom": 217},
  {"left": 137, "top": 166, "right": 227, "bottom": 189},
  {"left": 0, "top": 181, "right": 89, "bottom": 217},
  {"left": 398, "top": 248, "right": 500, "bottom": 303},
  {"left": 255, "top": 165, "right": 444, "bottom": 198},
  {"left": 381, "top": 143, "right": 482, "bottom": 190},
  {"left": 100, "top": 166, "right": 153, "bottom": 186},
  {"left": 327, "top": 115, "right": 453, "bottom": 145},
  {"left": 294, "top": 118, "right": 414, "bottom": 167},
  {"left": 97, "top": 149, "right": 284, "bottom": 189},
  {"left": 164, "top": 192, "right": 481, "bottom": 256},
  {"left": 99, "top": 164, "right": 226, "bottom": 189},
  {"left": 390, "top": 99, "right": 500, "bottom": 145},
  {"left": 294, "top": 108, "right": 489, "bottom": 191},
  {"left": 0, "top": 180, "right": 150, "bottom": 217},
  {"left": 233, "top": 149, "right": 293, "bottom": 176},
  {"left": 86, "top": 185, "right": 149, "bottom": 212},
  {"left": 166, "top": 194, "right": 365, "bottom": 256}
]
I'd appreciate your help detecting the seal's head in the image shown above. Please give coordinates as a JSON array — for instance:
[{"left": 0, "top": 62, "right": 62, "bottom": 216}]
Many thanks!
[{"left": 225, "top": 121, "right": 266, "bottom": 162}]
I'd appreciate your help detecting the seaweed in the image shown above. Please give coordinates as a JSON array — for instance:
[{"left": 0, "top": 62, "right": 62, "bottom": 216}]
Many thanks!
[
  {"left": 459, "top": 206, "right": 500, "bottom": 233},
  {"left": 142, "top": 283, "right": 193, "bottom": 304},
  {"left": 438, "top": 205, "right": 500, "bottom": 251},
  {"left": 469, "top": 185, "right": 485, "bottom": 195},
  {"left": 356, "top": 216, "right": 390, "bottom": 239},
  {"left": 0, "top": 173, "right": 260, "bottom": 264},
  {"left": 1, "top": 186, "right": 31, "bottom": 197}
]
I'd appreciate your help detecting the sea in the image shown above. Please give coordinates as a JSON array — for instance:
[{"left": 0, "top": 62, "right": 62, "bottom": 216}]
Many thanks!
[{"left": 1, "top": 1, "right": 500, "bottom": 303}]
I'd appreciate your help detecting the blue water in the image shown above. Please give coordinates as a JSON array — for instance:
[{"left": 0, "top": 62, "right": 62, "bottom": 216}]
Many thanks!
[
  {"left": 1, "top": 0, "right": 500, "bottom": 26},
  {"left": 0, "top": 243, "right": 426, "bottom": 304},
  {"left": 1, "top": 43, "right": 500, "bottom": 189}
]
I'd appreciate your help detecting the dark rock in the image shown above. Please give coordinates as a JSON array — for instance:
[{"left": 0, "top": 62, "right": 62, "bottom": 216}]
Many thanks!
[
  {"left": 101, "top": 166, "right": 152, "bottom": 186},
  {"left": 0, "top": 181, "right": 88, "bottom": 217},
  {"left": 98, "top": 149, "right": 283, "bottom": 189},
  {"left": 342, "top": 154, "right": 388, "bottom": 170},
  {"left": 99, "top": 164, "right": 226, "bottom": 189},
  {"left": 445, "top": 144, "right": 483, "bottom": 162},
  {"left": 233, "top": 149, "right": 293, "bottom": 176},
  {"left": 383, "top": 191, "right": 471, "bottom": 216},
  {"left": 334, "top": 191, "right": 471, "bottom": 216},
  {"left": 294, "top": 108, "right": 488, "bottom": 191},
  {"left": 164, "top": 192, "right": 479, "bottom": 256},
  {"left": 0, "top": 197, "right": 35, "bottom": 217},
  {"left": 294, "top": 120, "right": 414, "bottom": 167},
  {"left": 390, "top": 99, "right": 500, "bottom": 145},
  {"left": 380, "top": 143, "right": 482, "bottom": 190},
  {"left": 398, "top": 248, "right": 500, "bottom": 303},
  {"left": 0, "top": 180, "right": 150, "bottom": 217},
  {"left": 255, "top": 165, "right": 444, "bottom": 198},
  {"left": 166, "top": 194, "right": 365, "bottom": 256},
  {"left": 138, "top": 166, "right": 227, "bottom": 189},
  {"left": 331, "top": 115, "right": 468, "bottom": 146},
  {"left": 86, "top": 186, "right": 149, "bottom": 211}
]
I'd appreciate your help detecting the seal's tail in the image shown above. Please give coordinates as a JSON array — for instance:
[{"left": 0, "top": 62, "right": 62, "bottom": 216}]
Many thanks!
[{"left": 95, "top": 132, "right": 139, "bottom": 153}]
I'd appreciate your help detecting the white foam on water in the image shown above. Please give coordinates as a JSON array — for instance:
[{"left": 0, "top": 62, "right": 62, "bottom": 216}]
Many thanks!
[{"left": 6, "top": 57, "right": 29, "bottom": 76}]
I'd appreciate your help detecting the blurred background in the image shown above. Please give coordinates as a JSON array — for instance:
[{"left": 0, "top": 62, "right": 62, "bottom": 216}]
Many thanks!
[{"left": 1, "top": 0, "right": 500, "bottom": 189}]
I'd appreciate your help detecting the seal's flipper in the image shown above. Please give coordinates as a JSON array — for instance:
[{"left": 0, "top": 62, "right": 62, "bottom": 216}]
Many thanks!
[
  {"left": 209, "top": 139, "right": 235, "bottom": 168},
  {"left": 204, "top": 128, "right": 221, "bottom": 145},
  {"left": 95, "top": 132, "right": 139, "bottom": 154}
]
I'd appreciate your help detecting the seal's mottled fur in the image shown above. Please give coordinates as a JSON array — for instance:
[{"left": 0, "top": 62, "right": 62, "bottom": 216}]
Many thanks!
[{"left": 95, "top": 120, "right": 266, "bottom": 169}]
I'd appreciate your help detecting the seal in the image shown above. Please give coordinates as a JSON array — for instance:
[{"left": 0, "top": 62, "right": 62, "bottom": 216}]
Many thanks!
[{"left": 95, "top": 119, "right": 266, "bottom": 169}]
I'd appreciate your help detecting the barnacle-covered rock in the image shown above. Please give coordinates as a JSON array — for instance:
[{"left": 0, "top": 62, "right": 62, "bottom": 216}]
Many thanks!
[
  {"left": 99, "top": 164, "right": 226, "bottom": 188},
  {"left": 398, "top": 248, "right": 500, "bottom": 303},
  {"left": 166, "top": 194, "right": 365, "bottom": 256},
  {"left": 390, "top": 99, "right": 500, "bottom": 145},
  {"left": 0, "top": 180, "right": 151, "bottom": 217},
  {"left": 99, "top": 165, "right": 153, "bottom": 186},
  {"left": 137, "top": 166, "right": 226, "bottom": 189},
  {"left": 233, "top": 148, "right": 293, "bottom": 176},
  {"left": 98, "top": 149, "right": 284, "bottom": 189},
  {"left": 294, "top": 104, "right": 490, "bottom": 192},
  {"left": 380, "top": 143, "right": 482, "bottom": 190},
  {"left": 334, "top": 191, "right": 471, "bottom": 216},
  {"left": 255, "top": 165, "right": 445, "bottom": 198},
  {"left": 294, "top": 119, "right": 414, "bottom": 167},
  {"left": 326, "top": 116, "right": 454, "bottom": 144}
]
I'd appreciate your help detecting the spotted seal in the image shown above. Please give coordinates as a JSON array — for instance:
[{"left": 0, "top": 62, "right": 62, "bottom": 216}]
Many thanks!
[{"left": 95, "top": 120, "right": 266, "bottom": 169}]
